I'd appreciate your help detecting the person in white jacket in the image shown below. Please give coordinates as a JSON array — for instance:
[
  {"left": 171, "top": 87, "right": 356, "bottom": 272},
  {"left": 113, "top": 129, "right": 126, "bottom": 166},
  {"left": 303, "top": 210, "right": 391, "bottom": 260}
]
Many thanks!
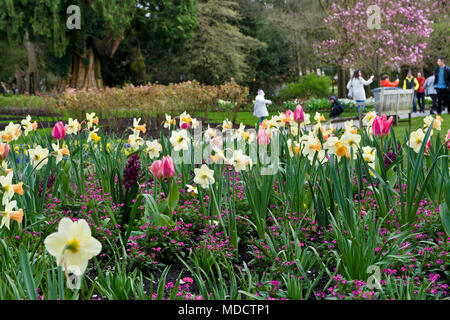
[
  {"left": 253, "top": 89, "right": 272, "bottom": 123},
  {"left": 347, "top": 70, "right": 374, "bottom": 113}
]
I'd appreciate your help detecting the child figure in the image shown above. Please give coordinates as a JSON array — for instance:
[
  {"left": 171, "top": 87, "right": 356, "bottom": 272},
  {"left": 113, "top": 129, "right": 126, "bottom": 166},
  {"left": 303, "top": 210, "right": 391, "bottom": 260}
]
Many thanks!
[{"left": 253, "top": 89, "right": 272, "bottom": 123}]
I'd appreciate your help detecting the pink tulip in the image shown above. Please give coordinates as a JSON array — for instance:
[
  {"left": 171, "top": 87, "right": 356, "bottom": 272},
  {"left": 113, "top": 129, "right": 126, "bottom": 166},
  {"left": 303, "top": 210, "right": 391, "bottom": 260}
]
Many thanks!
[
  {"left": 257, "top": 126, "right": 270, "bottom": 145},
  {"left": 210, "top": 136, "right": 223, "bottom": 150},
  {"left": 372, "top": 115, "right": 393, "bottom": 137},
  {"left": 293, "top": 105, "right": 305, "bottom": 123},
  {"left": 0, "top": 143, "right": 9, "bottom": 160},
  {"left": 285, "top": 110, "right": 293, "bottom": 117},
  {"left": 180, "top": 122, "right": 190, "bottom": 130},
  {"left": 446, "top": 129, "right": 450, "bottom": 150},
  {"left": 151, "top": 160, "right": 164, "bottom": 180},
  {"left": 161, "top": 155, "right": 175, "bottom": 179},
  {"left": 52, "top": 121, "right": 67, "bottom": 140}
]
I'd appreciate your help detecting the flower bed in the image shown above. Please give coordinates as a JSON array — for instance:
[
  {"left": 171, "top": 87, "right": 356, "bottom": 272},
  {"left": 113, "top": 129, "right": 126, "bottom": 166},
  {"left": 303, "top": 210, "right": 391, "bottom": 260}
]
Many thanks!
[{"left": 0, "top": 105, "right": 448, "bottom": 300}]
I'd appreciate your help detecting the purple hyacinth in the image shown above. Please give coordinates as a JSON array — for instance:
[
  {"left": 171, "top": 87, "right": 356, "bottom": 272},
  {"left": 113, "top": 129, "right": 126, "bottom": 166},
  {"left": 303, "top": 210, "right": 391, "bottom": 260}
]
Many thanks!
[
  {"left": 384, "top": 144, "right": 401, "bottom": 169},
  {"left": 123, "top": 154, "right": 141, "bottom": 189}
]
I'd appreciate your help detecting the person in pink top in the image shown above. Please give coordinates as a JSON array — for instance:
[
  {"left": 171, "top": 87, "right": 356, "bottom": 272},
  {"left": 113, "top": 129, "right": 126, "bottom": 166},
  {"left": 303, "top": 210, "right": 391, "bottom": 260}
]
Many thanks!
[{"left": 416, "top": 72, "right": 426, "bottom": 113}]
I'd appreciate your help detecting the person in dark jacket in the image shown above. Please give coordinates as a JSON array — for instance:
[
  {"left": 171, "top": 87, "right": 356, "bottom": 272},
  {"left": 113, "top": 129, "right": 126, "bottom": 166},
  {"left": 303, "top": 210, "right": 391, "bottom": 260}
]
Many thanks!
[
  {"left": 434, "top": 56, "right": 450, "bottom": 114},
  {"left": 329, "top": 96, "right": 344, "bottom": 119}
]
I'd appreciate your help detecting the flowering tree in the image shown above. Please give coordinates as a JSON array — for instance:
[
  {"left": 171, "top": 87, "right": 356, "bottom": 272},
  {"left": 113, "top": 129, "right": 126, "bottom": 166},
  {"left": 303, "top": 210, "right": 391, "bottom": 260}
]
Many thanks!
[{"left": 315, "top": 0, "right": 439, "bottom": 89}]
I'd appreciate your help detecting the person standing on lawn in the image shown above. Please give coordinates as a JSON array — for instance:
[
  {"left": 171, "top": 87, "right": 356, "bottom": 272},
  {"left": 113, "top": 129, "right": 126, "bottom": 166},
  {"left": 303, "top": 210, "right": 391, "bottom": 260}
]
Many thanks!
[
  {"left": 416, "top": 72, "right": 426, "bottom": 113},
  {"left": 424, "top": 74, "right": 437, "bottom": 114},
  {"left": 347, "top": 70, "right": 374, "bottom": 113},
  {"left": 403, "top": 70, "right": 419, "bottom": 113},
  {"left": 329, "top": 96, "right": 344, "bottom": 119},
  {"left": 381, "top": 74, "right": 399, "bottom": 87},
  {"left": 253, "top": 89, "right": 272, "bottom": 124},
  {"left": 434, "top": 57, "right": 450, "bottom": 114}
]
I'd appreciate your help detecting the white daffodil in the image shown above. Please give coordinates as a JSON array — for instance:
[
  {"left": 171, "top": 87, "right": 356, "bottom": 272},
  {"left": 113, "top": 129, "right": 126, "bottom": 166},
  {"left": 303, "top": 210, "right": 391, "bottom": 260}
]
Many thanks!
[
  {"left": 362, "top": 146, "right": 376, "bottom": 163},
  {"left": 222, "top": 119, "right": 233, "bottom": 132},
  {"left": 66, "top": 118, "right": 80, "bottom": 135},
  {"left": 186, "top": 184, "right": 198, "bottom": 195},
  {"left": 344, "top": 120, "right": 358, "bottom": 134},
  {"left": 323, "top": 137, "right": 350, "bottom": 159},
  {"left": 170, "top": 130, "right": 190, "bottom": 152},
  {"left": 340, "top": 132, "right": 361, "bottom": 156},
  {"left": 314, "top": 112, "right": 326, "bottom": 123},
  {"left": 191, "top": 118, "right": 200, "bottom": 129},
  {"left": 28, "top": 145, "right": 49, "bottom": 170},
  {"left": 423, "top": 115, "right": 442, "bottom": 132},
  {"left": 193, "top": 164, "right": 215, "bottom": 189},
  {"left": 52, "top": 142, "right": 70, "bottom": 164},
  {"left": 86, "top": 113, "right": 99, "bottom": 129},
  {"left": 132, "top": 118, "right": 146, "bottom": 135},
  {"left": 128, "top": 133, "right": 144, "bottom": 149},
  {"left": 164, "top": 114, "right": 176, "bottom": 129},
  {"left": 0, "top": 171, "right": 14, "bottom": 204},
  {"left": 204, "top": 125, "right": 217, "bottom": 140},
  {"left": 145, "top": 140, "right": 162, "bottom": 159},
  {"left": 21, "top": 115, "right": 38, "bottom": 136},
  {"left": 229, "top": 149, "right": 252, "bottom": 172},
  {"left": 363, "top": 111, "right": 377, "bottom": 127},
  {"left": 1, "top": 122, "right": 21, "bottom": 143},
  {"left": 44, "top": 218, "right": 101, "bottom": 279},
  {"left": 210, "top": 145, "right": 226, "bottom": 164},
  {"left": 87, "top": 127, "right": 101, "bottom": 143},
  {"left": 1, "top": 200, "right": 23, "bottom": 230},
  {"left": 408, "top": 128, "right": 426, "bottom": 153}
]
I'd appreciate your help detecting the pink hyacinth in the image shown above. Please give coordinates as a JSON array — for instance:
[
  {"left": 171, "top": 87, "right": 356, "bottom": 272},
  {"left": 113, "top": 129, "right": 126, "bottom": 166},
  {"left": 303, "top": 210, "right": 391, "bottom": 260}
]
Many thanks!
[
  {"left": 52, "top": 121, "right": 67, "bottom": 140},
  {"left": 372, "top": 115, "right": 393, "bottom": 137},
  {"left": 257, "top": 126, "right": 270, "bottom": 145},
  {"left": 293, "top": 105, "right": 305, "bottom": 123},
  {"left": 161, "top": 155, "right": 175, "bottom": 179}
]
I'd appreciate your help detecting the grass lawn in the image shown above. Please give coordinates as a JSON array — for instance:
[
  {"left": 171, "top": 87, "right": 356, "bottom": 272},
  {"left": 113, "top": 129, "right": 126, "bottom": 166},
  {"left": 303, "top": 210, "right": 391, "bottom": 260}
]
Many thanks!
[{"left": 392, "top": 113, "right": 450, "bottom": 140}]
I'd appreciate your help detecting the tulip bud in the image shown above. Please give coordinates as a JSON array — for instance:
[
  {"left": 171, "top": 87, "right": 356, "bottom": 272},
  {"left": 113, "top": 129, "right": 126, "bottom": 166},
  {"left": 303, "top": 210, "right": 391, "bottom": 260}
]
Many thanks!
[
  {"left": 257, "top": 126, "right": 270, "bottom": 145},
  {"left": 161, "top": 155, "right": 175, "bottom": 179},
  {"left": 151, "top": 160, "right": 164, "bottom": 180},
  {"left": 293, "top": 105, "right": 305, "bottom": 123},
  {"left": 52, "top": 122, "right": 67, "bottom": 140},
  {"left": 0, "top": 143, "right": 9, "bottom": 161},
  {"left": 372, "top": 115, "right": 393, "bottom": 137}
]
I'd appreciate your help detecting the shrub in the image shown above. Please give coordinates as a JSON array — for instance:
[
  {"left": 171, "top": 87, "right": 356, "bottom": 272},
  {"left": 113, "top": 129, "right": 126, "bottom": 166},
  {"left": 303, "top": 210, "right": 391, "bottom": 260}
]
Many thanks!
[{"left": 278, "top": 74, "right": 331, "bottom": 100}]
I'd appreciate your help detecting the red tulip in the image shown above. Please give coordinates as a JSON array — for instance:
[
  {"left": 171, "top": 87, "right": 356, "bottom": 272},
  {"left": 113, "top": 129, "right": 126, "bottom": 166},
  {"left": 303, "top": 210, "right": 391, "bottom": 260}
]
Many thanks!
[
  {"left": 293, "top": 105, "right": 304, "bottom": 123},
  {"left": 161, "top": 155, "right": 175, "bottom": 179},
  {"left": 372, "top": 115, "right": 393, "bottom": 137},
  {"left": 52, "top": 121, "right": 67, "bottom": 140}
]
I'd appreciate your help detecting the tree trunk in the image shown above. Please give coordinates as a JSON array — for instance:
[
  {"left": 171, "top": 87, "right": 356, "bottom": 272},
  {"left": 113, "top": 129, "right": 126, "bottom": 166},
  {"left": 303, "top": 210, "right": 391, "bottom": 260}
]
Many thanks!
[
  {"left": 24, "top": 34, "right": 40, "bottom": 94},
  {"left": 57, "top": 32, "right": 124, "bottom": 92},
  {"left": 15, "top": 68, "right": 26, "bottom": 94},
  {"left": 128, "top": 30, "right": 146, "bottom": 85},
  {"left": 58, "top": 50, "right": 104, "bottom": 92},
  {"left": 337, "top": 64, "right": 346, "bottom": 99}
]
